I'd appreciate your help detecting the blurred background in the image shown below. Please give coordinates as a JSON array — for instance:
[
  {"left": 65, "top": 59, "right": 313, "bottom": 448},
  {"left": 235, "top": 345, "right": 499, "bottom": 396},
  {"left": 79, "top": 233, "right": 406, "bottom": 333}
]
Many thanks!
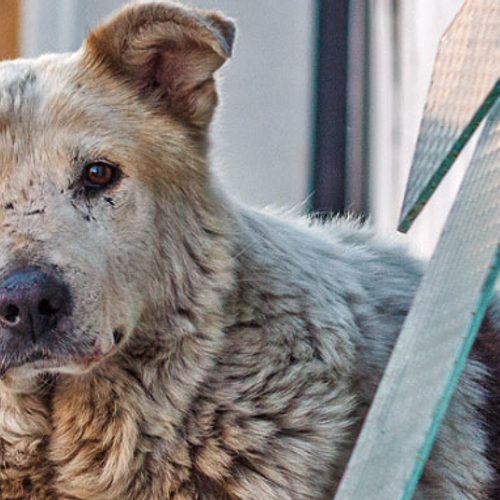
[{"left": 0, "top": 0, "right": 473, "bottom": 256}]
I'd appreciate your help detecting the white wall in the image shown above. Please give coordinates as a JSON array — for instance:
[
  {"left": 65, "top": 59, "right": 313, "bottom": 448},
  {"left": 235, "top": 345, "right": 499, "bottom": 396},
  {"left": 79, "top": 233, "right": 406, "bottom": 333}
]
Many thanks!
[
  {"left": 20, "top": 0, "right": 316, "bottom": 209},
  {"left": 369, "top": 0, "right": 477, "bottom": 256}
]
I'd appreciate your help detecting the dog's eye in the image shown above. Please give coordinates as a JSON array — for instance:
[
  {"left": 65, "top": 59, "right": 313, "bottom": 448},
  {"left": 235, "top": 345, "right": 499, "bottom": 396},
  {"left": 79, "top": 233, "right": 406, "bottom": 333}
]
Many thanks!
[{"left": 84, "top": 162, "right": 118, "bottom": 189}]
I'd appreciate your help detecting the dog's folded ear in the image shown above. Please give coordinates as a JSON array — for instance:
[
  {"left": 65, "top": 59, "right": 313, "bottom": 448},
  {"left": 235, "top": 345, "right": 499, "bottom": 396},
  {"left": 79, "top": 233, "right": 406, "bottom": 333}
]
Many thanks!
[{"left": 83, "top": 1, "right": 236, "bottom": 129}]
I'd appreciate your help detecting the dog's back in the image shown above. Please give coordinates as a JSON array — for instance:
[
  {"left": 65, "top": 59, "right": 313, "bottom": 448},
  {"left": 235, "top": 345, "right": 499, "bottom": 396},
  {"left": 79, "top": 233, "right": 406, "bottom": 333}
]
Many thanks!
[{"left": 194, "top": 207, "right": 496, "bottom": 499}]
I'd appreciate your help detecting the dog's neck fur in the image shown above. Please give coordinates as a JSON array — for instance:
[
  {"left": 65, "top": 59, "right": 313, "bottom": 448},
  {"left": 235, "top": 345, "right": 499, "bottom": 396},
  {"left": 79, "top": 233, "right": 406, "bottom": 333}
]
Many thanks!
[{"left": 0, "top": 191, "right": 239, "bottom": 499}]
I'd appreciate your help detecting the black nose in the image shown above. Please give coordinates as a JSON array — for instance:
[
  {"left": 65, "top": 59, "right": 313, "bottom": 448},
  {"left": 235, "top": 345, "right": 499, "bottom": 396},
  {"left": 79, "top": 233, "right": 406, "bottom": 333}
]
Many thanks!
[{"left": 0, "top": 267, "right": 71, "bottom": 342}]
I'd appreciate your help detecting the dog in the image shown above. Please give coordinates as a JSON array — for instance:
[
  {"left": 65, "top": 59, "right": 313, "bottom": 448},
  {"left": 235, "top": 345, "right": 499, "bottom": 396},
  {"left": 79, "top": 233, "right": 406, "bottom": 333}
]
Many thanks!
[{"left": 0, "top": 1, "right": 498, "bottom": 499}]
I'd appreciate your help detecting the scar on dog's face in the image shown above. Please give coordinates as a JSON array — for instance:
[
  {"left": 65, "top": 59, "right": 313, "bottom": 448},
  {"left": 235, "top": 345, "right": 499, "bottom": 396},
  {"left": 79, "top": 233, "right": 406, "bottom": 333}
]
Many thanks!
[{"left": 0, "top": 1, "right": 235, "bottom": 379}]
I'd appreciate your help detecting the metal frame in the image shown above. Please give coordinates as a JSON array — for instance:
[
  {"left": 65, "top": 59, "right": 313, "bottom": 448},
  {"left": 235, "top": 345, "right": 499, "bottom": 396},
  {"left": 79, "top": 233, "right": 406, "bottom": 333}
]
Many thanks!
[{"left": 311, "top": 0, "right": 349, "bottom": 215}]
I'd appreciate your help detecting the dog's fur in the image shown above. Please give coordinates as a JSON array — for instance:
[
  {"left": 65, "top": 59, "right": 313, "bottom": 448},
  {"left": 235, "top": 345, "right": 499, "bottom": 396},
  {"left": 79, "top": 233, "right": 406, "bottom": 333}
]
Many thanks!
[{"left": 0, "top": 2, "right": 498, "bottom": 499}]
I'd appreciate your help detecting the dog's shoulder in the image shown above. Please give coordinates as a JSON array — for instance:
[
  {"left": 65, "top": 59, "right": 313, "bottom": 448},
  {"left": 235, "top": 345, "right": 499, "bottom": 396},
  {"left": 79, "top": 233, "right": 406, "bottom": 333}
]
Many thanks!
[{"left": 209, "top": 206, "right": 495, "bottom": 499}]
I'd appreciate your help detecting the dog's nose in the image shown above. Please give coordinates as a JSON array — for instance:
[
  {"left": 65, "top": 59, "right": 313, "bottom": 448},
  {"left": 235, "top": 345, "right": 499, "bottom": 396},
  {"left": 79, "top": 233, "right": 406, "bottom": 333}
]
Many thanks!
[{"left": 0, "top": 267, "right": 71, "bottom": 341}]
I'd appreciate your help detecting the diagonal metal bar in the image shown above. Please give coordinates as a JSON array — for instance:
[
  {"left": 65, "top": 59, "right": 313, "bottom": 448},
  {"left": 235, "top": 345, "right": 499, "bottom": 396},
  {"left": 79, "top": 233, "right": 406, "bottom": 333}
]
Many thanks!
[
  {"left": 398, "top": 0, "right": 500, "bottom": 233},
  {"left": 334, "top": 98, "right": 500, "bottom": 500}
]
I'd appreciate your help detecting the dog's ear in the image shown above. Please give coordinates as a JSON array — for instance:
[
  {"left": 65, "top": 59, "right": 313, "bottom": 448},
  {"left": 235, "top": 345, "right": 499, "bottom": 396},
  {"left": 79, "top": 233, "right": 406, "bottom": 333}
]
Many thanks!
[{"left": 83, "top": 1, "right": 236, "bottom": 129}]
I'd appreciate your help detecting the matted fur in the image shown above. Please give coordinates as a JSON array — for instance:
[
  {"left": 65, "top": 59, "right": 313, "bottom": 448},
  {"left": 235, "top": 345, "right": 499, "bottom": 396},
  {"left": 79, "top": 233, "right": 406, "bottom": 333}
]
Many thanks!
[{"left": 0, "top": 2, "right": 497, "bottom": 499}]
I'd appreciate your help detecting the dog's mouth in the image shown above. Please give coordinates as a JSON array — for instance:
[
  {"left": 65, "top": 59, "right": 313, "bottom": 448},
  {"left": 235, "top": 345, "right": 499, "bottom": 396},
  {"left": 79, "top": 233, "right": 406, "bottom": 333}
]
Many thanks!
[
  {"left": 0, "top": 349, "right": 98, "bottom": 377},
  {"left": 0, "top": 327, "right": 126, "bottom": 378},
  {"left": 3, "top": 341, "right": 123, "bottom": 379}
]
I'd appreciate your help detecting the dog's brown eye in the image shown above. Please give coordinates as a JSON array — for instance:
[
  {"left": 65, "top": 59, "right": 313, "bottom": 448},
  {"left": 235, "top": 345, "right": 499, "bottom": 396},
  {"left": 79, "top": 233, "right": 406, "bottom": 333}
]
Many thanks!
[{"left": 84, "top": 163, "right": 116, "bottom": 188}]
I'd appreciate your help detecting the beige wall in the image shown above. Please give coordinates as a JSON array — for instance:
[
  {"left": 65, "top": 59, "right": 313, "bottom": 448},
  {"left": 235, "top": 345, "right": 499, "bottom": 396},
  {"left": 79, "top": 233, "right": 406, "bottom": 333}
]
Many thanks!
[{"left": 0, "top": 0, "right": 18, "bottom": 60}]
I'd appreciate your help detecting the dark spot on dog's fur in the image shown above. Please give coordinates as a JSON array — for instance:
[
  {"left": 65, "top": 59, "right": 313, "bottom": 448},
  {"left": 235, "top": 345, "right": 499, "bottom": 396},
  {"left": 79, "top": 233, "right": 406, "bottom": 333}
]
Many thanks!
[
  {"left": 178, "top": 307, "right": 196, "bottom": 321},
  {"left": 4, "top": 202, "right": 14, "bottom": 210},
  {"left": 70, "top": 199, "right": 96, "bottom": 222},
  {"left": 24, "top": 208, "right": 45, "bottom": 216},
  {"left": 104, "top": 196, "right": 115, "bottom": 207},
  {"left": 202, "top": 227, "right": 218, "bottom": 237},
  {"left": 71, "top": 188, "right": 83, "bottom": 200},
  {"left": 113, "top": 328, "right": 125, "bottom": 345},
  {"left": 22, "top": 477, "right": 33, "bottom": 492},
  {"left": 72, "top": 149, "right": 82, "bottom": 164}
]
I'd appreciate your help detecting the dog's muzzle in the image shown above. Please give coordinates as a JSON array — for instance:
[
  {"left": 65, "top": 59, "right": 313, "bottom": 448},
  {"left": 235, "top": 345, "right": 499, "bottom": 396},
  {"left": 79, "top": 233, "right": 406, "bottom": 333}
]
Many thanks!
[{"left": 0, "top": 266, "right": 72, "bottom": 342}]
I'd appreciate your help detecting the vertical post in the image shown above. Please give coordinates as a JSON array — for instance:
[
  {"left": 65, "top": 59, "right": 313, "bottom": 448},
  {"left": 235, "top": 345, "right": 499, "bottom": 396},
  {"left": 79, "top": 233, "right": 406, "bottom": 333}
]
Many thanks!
[
  {"left": 312, "top": 0, "right": 349, "bottom": 215},
  {"left": 346, "top": 0, "right": 370, "bottom": 215}
]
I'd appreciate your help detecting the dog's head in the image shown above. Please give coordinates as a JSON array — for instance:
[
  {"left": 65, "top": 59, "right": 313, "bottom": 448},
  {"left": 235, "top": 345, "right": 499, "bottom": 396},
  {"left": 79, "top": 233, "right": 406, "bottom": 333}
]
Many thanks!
[{"left": 0, "top": 1, "right": 235, "bottom": 379}]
